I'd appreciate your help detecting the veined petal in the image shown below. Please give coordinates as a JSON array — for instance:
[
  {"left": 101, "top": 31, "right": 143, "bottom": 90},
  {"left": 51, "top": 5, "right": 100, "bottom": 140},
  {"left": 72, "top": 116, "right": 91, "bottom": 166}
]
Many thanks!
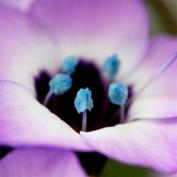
[
  {"left": 128, "top": 36, "right": 177, "bottom": 120},
  {"left": 0, "top": 148, "right": 87, "bottom": 177},
  {"left": 0, "top": 6, "right": 59, "bottom": 94},
  {"left": 30, "top": 0, "right": 149, "bottom": 75},
  {"left": 0, "top": 81, "right": 91, "bottom": 151},
  {"left": 0, "top": 0, "right": 35, "bottom": 11},
  {"left": 81, "top": 118, "right": 177, "bottom": 172}
]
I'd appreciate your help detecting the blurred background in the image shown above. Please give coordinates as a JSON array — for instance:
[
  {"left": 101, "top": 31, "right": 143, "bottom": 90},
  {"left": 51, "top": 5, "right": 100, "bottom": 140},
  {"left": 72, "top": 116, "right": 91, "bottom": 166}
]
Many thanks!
[
  {"left": 100, "top": 0, "right": 177, "bottom": 177},
  {"left": 146, "top": 0, "right": 177, "bottom": 35}
]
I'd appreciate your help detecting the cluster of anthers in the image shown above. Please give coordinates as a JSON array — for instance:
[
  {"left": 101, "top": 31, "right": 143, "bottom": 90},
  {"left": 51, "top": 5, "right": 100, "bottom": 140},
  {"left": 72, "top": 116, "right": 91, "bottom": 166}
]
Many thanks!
[
  {"left": 43, "top": 55, "right": 129, "bottom": 132},
  {"left": 40, "top": 51, "right": 177, "bottom": 133}
]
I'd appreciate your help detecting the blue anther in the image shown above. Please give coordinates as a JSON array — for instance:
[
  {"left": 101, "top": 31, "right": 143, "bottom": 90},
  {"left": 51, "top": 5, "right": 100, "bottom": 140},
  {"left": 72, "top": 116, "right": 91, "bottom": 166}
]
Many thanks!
[
  {"left": 74, "top": 88, "right": 93, "bottom": 114},
  {"left": 62, "top": 56, "right": 79, "bottom": 74},
  {"left": 108, "top": 82, "right": 128, "bottom": 106},
  {"left": 49, "top": 74, "right": 72, "bottom": 95},
  {"left": 103, "top": 54, "right": 120, "bottom": 79}
]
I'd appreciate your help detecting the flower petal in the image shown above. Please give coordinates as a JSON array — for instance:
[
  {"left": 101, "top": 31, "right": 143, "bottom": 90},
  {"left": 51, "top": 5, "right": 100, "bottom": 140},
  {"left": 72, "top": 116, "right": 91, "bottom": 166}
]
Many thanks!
[
  {"left": 0, "top": 147, "right": 87, "bottom": 177},
  {"left": 0, "top": 0, "right": 35, "bottom": 11},
  {"left": 0, "top": 81, "right": 91, "bottom": 151},
  {"left": 128, "top": 36, "right": 177, "bottom": 120},
  {"left": 0, "top": 6, "right": 59, "bottom": 94},
  {"left": 81, "top": 118, "right": 177, "bottom": 172},
  {"left": 30, "top": 0, "right": 149, "bottom": 74}
]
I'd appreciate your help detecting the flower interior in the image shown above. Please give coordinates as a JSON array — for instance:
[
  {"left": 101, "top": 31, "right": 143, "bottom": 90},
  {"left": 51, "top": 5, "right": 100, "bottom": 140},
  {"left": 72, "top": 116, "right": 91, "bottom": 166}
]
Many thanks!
[
  {"left": 35, "top": 57, "right": 133, "bottom": 132},
  {"left": 34, "top": 55, "right": 133, "bottom": 175}
]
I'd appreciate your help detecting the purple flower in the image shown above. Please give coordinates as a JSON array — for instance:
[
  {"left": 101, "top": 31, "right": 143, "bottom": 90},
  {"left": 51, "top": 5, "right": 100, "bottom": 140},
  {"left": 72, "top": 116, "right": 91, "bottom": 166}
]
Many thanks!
[{"left": 0, "top": 0, "right": 177, "bottom": 176}]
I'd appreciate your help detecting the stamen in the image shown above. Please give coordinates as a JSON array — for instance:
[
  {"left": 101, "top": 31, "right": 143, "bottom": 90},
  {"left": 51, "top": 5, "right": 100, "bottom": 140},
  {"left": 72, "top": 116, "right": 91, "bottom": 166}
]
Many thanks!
[
  {"left": 74, "top": 88, "right": 93, "bottom": 131},
  {"left": 138, "top": 53, "right": 177, "bottom": 94},
  {"left": 107, "top": 82, "right": 128, "bottom": 124},
  {"left": 49, "top": 74, "right": 72, "bottom": 95},
  {"left": 43, "top": 74, "right": 72, "bottom": 106},
  {"left": 62, "top": 56, "right": 78, "bottom": 74},
  {"left": 108, "top": 82, "right": 128, "bottom": 106},
  {"left": 102, "top": 54, "right": 120, "bottom": 80},
  {"left": 43, "top": 91, "right": 53, "bottom": 106},
  {"left": 82, "top": 111, "right": 87, "bottom": 133},
  {"left": 120, "top": 105, "right": 125, "bottom": 123}
]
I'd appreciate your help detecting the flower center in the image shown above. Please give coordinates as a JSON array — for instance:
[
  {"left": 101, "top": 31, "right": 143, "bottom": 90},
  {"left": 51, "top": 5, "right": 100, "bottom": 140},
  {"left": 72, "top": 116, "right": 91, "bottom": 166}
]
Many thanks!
[
  {"left": 34, "top": 57, "right": 133, "bottom": 176},
  {"left": 1, "top": 54, "right": 176, "bottom": 176},
  {"left": 35, "top": 58, "right": 133, "bottom": 133}
]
